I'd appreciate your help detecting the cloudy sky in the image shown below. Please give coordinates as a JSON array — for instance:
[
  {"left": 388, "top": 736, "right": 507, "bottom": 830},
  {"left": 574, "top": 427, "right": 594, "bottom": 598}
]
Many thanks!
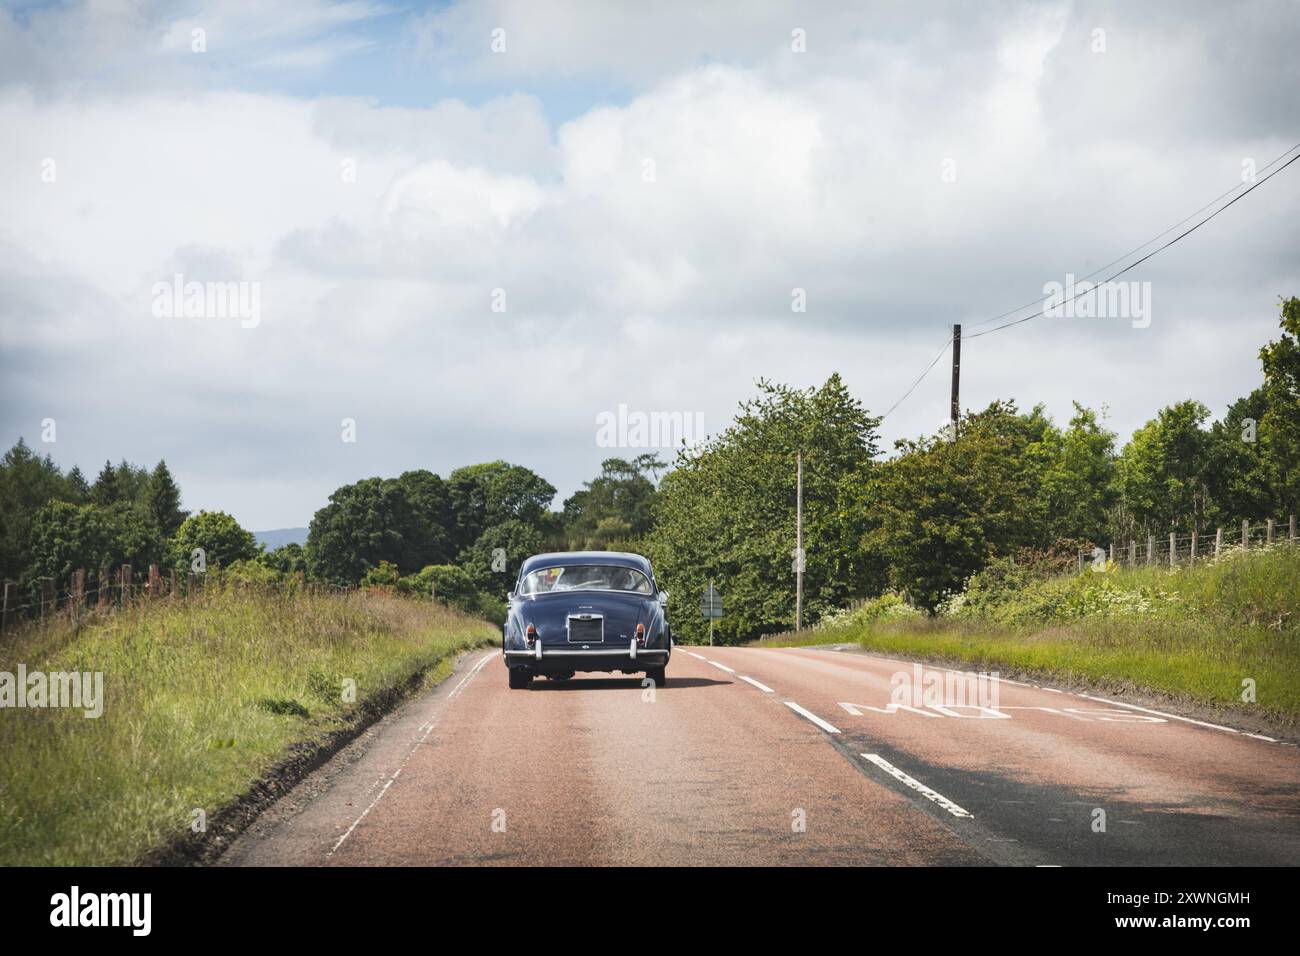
[{"left": 2, "top": 0, "right": 1298, "bottom": 531}]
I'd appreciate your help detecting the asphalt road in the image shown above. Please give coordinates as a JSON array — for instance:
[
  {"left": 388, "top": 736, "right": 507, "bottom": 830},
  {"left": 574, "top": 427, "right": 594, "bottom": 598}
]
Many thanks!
[{"left": 219, "top": 645, "right": 1300, "bottom": 866}]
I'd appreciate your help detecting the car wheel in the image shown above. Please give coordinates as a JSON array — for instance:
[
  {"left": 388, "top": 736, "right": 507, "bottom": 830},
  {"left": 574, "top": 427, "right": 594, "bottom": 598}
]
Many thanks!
[
  {"left": 645, "top": 666, "right": 666, "bottom": 688},
  {"left": 508, "top": 668, "right": 531, "bottom": 689}
]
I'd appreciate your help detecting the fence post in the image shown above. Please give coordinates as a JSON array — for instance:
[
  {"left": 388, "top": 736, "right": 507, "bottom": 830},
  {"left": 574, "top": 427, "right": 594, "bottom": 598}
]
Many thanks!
[
  {"left": 71, "top": 569, "right": 85, "bottom": 624},
  {"left": 1128, "top": 540, "right": 1136, "bottom": 565},
  {"left": 1267, "top": 518, "right": 1275, "bottom": 545},
  {"left": 1169, "top": 532, "right": 1177, "bottom": 568},
  {"left": 1146, "top": 535, "right": 1154, "bottom": 565},
  {"left": 1215, "top": 527, "right": 1223, "bottom": 559},
  {"left": 148, "top": 564, "right": 161, "bottom": 598},
  {"left": 120, "top": 564, "right": 132, "bottom": 605},
  {"left": 41, "top": 577, "right": 56, "bottom": 621},
  {"left": 1291, "top": 514, "right": 1297, "bottom": 542},
  {"left": 170, "top": 569, "right": 178, "bottom": 600},
  {"left": 2, "top": 581, "right": 14, "bottom": 632},
  {"left": 1242, "top": 519, "right": 1249, "bottom": 549},
  {"left": 1109, "top": 543, "right": 1115, "bottom": 567},
  {"left": 1190, "top": 531, "right": 1198, "bottom": 565}
]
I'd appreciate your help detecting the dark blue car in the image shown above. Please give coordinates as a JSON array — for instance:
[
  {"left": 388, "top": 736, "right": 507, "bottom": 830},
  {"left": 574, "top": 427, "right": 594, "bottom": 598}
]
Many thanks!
[{"left": 503, "top": 552, "right": 671, "bottom": 688}]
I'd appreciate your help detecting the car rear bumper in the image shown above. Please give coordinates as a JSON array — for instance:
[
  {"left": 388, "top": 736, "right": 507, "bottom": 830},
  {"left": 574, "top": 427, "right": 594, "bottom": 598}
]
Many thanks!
[{"left": 504, "top": 643, "right": 669, "bottom": 673}]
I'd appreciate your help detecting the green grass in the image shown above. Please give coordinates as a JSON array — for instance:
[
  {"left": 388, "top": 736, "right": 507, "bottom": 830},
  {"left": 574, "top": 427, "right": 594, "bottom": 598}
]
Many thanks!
[
  {"left": 0, "top": 585, "right": 497, "bottom": 865},
  {"left": 754, "top": 545, "right": 1300, "bottom": 725}
]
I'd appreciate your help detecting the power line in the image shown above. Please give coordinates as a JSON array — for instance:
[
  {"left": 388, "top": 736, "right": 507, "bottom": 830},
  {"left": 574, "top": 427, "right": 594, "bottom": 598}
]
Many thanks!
[
  {"left": 968, "top": 140, "right": 1300, "bottom": 332},
  {"left": 877, "top": 142, "right": 1300, "bottom": 420},
  {"left": 967, "top": 149, "right": 1300, "bottom": 340}
]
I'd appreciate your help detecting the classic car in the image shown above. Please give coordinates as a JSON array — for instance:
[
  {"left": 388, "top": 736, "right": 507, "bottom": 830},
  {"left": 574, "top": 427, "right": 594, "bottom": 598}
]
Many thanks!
[{"left": 503, "top": 551, "right": 671, "bottom": 688}]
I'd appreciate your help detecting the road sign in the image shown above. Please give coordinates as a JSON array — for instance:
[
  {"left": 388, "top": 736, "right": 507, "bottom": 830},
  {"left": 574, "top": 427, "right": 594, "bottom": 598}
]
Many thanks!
[{"left": 700, "top": 584, "right": 723, "bottom": 619}]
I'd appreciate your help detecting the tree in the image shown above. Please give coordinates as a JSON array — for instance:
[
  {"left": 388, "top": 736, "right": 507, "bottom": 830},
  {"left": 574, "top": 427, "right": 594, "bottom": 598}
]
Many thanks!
[
  {"left": 1040, "top": 403, "right": 1117, "bottom": 544},
  {"left": 648, "top": 375, "right": 881, "bottom": 642},
  {"left": 26, "top": 500, "right": 158, "bottom": 589},
  {"left": 171, "top": 511, "right": 257, "bottom": 569},
  {"left": 90, "top": 460, "right": 121, "bottom": 506},
  {"left": 0, "top": 439, "right": 77, "bottom": 583},
  {"left": 306, "top": 472, "right": 455, "bottom": 584},
  {"left": 562, "top": 455, "right": 663, "bottom": 549},
  {"left": 446, "top": 461, "right": 556, "bottom": 553},
  {"left": 143, "top": 460, "right": 188, "bottom": 537},
  {"left": 1258, "top": 295, "right": 1300, "bottom": 513},
  {"left": 865, "top": 401, "right": 1058, "bottom": 610},
  {"left": 457, "top": 519, "right": 547, "bottom": 593},
  {"left": 1116, "top": 400, "right": 1213, "bottom": 534}
]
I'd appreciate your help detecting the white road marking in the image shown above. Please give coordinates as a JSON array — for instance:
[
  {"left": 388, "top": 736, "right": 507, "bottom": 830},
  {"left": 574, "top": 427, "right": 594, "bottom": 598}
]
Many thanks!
[
  {"left": 329, "top": 651, "right": 492, "bottom": 858},
  {"left": 861, "top": 754, "right": 973, "bottom": 819},
  {"left": 738, "top": 675, "right": 774, "bottom": 693},
  {"left": 783, "top": 701, "right": 841, "bottom": 734},
  {"left": 686, "top": 651, "right": 707, "bottom": 660},
  {"left": 1074, "top": 693, "right": 1276, "bottom": 740},
  {"left": 708, "top": 660, "right": 736, "bottom": 673}
]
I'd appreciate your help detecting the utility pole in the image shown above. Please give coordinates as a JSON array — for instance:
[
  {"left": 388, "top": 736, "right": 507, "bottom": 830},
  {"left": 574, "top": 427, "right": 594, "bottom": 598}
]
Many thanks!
[
  {"left": 950, "top": 323, "right": 961, "bottom": 438},
  {"left": 795, "top": 450, "right": 804, "bottom": 632}
]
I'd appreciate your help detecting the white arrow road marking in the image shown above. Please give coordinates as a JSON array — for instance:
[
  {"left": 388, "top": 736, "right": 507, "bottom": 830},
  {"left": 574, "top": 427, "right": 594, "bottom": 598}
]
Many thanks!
[
  {"left": 861, "top": 754, "right": 973, "bottom": 819},
  {"left": 783, "top": 701, "right": 841, "bottom": 734}
]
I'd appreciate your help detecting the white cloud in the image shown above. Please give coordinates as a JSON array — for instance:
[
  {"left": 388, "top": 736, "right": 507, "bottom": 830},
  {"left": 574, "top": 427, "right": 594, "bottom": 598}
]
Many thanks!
[{"left": 1, "top": 1, "right": 1298, "bottom": 530}]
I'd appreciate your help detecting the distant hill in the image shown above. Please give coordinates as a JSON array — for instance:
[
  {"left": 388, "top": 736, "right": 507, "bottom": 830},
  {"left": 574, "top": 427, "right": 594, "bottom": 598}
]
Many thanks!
[{"left": 253, "top": 527, "right": 309, "bottom": 550}]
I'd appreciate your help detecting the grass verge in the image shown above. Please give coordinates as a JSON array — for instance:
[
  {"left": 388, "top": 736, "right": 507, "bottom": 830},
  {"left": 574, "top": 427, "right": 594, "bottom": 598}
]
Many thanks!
[
  {"left": 0, "top": 586, "right": 498, "bottom": 866},
  {"left": 753, "top": 546, "right": 1300, "bottom": 726}
]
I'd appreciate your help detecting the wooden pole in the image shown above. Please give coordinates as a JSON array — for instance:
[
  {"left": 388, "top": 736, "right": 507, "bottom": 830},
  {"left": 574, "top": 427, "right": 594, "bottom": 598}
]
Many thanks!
[
  {"left": 795, "top": 450, "right": 803, "bottom": 633},
  {"left": 950, "top": 324, "right": 961, "bottom": 437},
  {"left": 1267, "top": 518, "right": 1275, "bottom": 545},
  {"left": 1128, "top": 540, "right": 1136, "bottom": 565},
  {"left": 1190, "top": 531, "right": 1198, "bottom": 565},
  {"left": 72, "top": 569, "right": 85, "bottom": 624},
  {"left": 1147, "top": 535, "right": 1155, "bottom": 566},
  {"left": 1169, "top": 532, "right": 1176, "bottom": 568},
  {"left": 1291, "top": 514, "right": 1297, "bottom": 542},
  {"left": 1242, "top": 519, "right": 1250, "bottom": 549},
  {"left": 121, "top": 564, "right": 132, "bottom": 605},
  {"left": 2, "top": 581, "right": 14, "bottom": 633},
  {"left": 1215, "top": 527, "right": 1223, "bottom": 559},
  {"left": 1109, "top": 543, "right": 1116, "bottom": 567}
]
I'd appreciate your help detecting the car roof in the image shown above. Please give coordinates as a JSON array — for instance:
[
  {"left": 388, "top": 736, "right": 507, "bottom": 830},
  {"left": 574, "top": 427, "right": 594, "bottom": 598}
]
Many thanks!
[{"left": 519, "top": 551, "right": 654, "bottom": 577}]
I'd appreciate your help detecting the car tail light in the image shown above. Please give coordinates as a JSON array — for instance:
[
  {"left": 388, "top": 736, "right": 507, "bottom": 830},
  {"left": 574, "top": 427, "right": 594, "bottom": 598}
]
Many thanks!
[
  {"left": 635, "top": 623, "right": 646, "bottom": 646},
  {"left": 526, "top": 623, "right": 537, "bottom": 645}
]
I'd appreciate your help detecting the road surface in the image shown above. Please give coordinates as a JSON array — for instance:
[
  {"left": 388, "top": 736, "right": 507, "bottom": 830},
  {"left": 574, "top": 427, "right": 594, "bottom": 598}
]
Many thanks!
[{"left": 219, "top": 644, "right": 1300, "bottom": 866}]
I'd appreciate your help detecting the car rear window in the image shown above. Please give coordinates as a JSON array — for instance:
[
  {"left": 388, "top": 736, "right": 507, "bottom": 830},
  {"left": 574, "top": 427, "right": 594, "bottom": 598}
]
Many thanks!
[{"left": 520, "top": 565, "right": 651, "bottom": 595}]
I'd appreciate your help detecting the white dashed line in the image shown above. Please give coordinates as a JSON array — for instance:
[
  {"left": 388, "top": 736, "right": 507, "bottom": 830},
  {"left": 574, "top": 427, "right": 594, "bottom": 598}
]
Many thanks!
[
  {"left": 708, "top": 660, "right": 736, "bottom": 674},
  {"left": 686, "top": 651, "right": 707, "bottom": 660},
  {"left": 738, "top": 675, "right": 774, "bottom": 693},
  {"left": 861, "top": 753, "right": 973, "bottom": 819},
  {"left": 783, "top": 701, "right": 841, "bottom": 734},
  {"left": 329, "top": 651, "right": 492, "bottom": 858}
]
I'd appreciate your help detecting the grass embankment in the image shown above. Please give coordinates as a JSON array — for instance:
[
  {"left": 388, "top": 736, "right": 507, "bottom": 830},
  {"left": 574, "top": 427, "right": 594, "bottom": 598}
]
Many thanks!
[
  {"left": 755, "top": 546, "right": 1300, "bottom": 726},
  {"left": 0, "top": 586, "right": 498, "bottom": 865}
]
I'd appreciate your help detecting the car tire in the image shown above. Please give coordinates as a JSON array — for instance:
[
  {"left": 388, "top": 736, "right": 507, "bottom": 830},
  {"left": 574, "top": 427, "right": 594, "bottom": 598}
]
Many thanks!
[
  {"left": 508, "top": 668, "right": 531, "bottom": 689},
  {"left": 645, "top": 666, "right": 667, "bottom": 688}
]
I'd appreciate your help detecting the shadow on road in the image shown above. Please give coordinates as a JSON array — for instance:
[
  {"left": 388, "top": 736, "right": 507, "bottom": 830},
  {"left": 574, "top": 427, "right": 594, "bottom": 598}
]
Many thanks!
[{"left": 527, "top": 677, "right": 730, "bottom": 691}]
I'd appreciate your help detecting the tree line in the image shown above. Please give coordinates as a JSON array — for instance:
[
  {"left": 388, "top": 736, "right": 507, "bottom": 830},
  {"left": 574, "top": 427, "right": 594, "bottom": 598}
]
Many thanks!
[{"left": 3, "top": 297, "right": 1295, "bottom": 640}]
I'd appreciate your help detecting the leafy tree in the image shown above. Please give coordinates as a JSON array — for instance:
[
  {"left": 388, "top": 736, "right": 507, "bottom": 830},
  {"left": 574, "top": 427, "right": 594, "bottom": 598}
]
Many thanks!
[
  {"left": 1205, "top": 387, "right": 1275, "bottom": 526},
  {"left": 0, "top": 439, "right": 77, "bottom": 583},
  {"left": 458, "top": 518, "right": 548, "bottom": 593},
  {"left": 258, "top": 542, "right": 307, "bottom": 575},
  {"left": 1258, "top": 295, "right": 1300, "bottom": 513},
  {"left": 866, "top": 401, "right": 1059, "bottom": 610},
  {"left": 562, "top": 455, "right": 664, "bottom": 549},
  {"left": 26, "top": 500, "right": 158, "bottom": 590},
  {"left": 143, "top": 460, "right": 188, "bottom": 537},
  {"left": 1116, "top": 400, "right": 1213, "bottom": 534},
  {"left": 446, "top": 461, "right": 556, "bottom": 553},
  {"left": 306, "top": 472, "right": 454, "bottom": 584},
  {"left": 648, "top": 375, "right": 881, "bottom": 642},
  {"left": 171, "top": 511, "right": 257, "bottom": 569},
  {"left": 1040, "top": 403, "right": 1117, "bottom": 544},
  {"left": 90, "top": 460, "right": 121, "bottom": 506}
]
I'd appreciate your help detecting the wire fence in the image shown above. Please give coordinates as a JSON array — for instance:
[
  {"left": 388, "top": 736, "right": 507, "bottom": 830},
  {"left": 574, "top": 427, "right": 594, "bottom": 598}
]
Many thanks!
[
  {"left": 0, "top": 564, "right": 358, "bottom": 635},
  {"left": 1078, "top": 515, "right": 1298, "bottom": 572}
]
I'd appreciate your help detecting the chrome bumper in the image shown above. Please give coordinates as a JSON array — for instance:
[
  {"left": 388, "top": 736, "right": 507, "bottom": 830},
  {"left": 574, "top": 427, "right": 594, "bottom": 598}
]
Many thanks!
[{"left": 504, "top": 645, "right": 669, "bottom": 660}]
